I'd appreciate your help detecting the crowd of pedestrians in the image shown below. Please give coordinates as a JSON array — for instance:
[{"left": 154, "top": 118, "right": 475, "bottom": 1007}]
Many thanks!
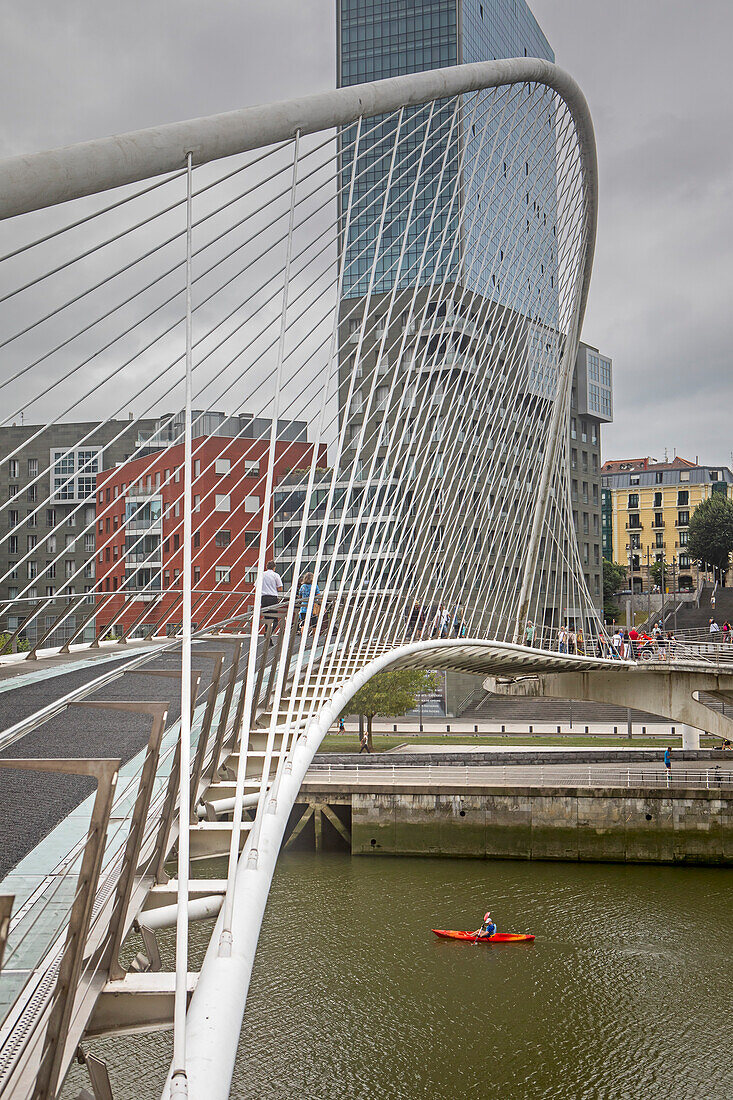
[{"left": 405, "top": 602, "right": 467, "bottom": 639}]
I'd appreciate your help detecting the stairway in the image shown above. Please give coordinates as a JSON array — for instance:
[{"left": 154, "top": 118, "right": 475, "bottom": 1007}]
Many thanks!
[{"left": 659, "top": 583, "right": 733, "bottom": 633}]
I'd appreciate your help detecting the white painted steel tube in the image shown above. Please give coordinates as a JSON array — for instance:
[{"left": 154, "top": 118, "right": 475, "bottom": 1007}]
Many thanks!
[
  {"left": 195, "top": 791, "right": 262, "bottom": 819},
  {"left": 140, "top": 895, "right": 224, "bottom": 932},
  {"left": 0, "top": 59, "right": 597, "bottom": 339}
]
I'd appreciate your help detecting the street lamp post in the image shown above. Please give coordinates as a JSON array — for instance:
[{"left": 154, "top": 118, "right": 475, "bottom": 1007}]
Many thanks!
[
  {"left": 646, "top": 545, "right": 651, "bottom": 624},
  {"left": 672, "top": 556, "right": 678, "bottom": 634}
]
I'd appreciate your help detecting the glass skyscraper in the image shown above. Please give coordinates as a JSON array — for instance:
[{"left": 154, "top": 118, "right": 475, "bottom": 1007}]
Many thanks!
[{"left": 337, "top": 0, "right": 556, "bottom": 326}]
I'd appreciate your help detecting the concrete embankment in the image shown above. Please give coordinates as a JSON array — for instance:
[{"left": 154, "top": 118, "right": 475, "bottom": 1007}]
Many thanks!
[{"left": 294, "top": 756, "right": 733, "bottom": 865}]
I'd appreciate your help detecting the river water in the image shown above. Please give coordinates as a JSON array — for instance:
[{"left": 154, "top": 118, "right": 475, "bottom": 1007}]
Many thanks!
[{"left": 63, "top": 854, "right": 732, "bottom": 1099}]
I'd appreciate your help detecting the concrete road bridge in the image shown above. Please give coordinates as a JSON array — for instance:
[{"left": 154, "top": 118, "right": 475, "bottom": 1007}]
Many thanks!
[{"left": 0, "top": 57, "right": 731, "bottom": 1100}]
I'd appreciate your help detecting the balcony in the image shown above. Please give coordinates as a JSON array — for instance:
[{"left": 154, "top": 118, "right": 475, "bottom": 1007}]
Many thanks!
[
  {"left": 625, "top": 521, "right": 643, "bottom": 531},
  {"left": 650, "top": 520, "right": 665, "bottom": 529}
]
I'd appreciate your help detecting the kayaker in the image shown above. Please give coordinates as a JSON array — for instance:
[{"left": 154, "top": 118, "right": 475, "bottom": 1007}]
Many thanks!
[{"left": 474, "top": 912, "right": 496, "bottom": 939}]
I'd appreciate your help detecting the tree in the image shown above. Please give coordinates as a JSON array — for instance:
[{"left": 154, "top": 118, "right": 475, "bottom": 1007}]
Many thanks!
[
  {"left": 347, "top": 669, "right": 440, "bottom": 748},
  {"left": 688, "top": 494, "right": 733, "bottom": 584},
  {"left": 602, "top": 559, "right": 627, "bottom": 620},
  {"left": 649, "top": 560, "right": 667, "bottom": 590}
]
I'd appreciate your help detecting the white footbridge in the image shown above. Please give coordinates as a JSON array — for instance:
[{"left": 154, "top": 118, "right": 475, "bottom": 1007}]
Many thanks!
[{"left": 1, "top": 58, "right": 730, "bottom": 1099}]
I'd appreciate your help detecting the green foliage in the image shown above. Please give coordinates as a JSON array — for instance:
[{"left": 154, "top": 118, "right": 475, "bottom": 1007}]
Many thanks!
[
  {"left": 649, "top": 560, "right": 667, "bottom": 588},
  {"left": 348, "top": 669, "right": 440, "bottom": 736},
  {"left": 0, "top": 632, "right": 30, "bottom": 653},
  {"left": 602, "top": 559, "right": 627, "bottom": 618},
  {"left": 688, "top": 495, "right": 733, "bottom": 579}
]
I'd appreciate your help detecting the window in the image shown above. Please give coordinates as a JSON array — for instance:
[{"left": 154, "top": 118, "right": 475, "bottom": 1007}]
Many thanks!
[
  {"left": 8, "top": 535, "right": 17, "bottom": 555},
  {"left": 680, "top": 471, "right": 690, "bottom": 482},
  {"left": 630, "top": 475, "right": 640, "bottom": 485},
  {"left": 26, "top": 485, "right": 37, "bottom": 503},
  {"left": 8, "top": 510, "right": 18, "bottom": 528},
  {"left": 8, "top": 485, "right": 18, "bottom": 498},
  {"left": 28, "top": 458, "right": 38, "bottom": 478},
  {"left": 193, "top": 495, "right": 200, "bottom": 513},
  {"left": 244, "top": 568, "right": 258, "bottom": 584},
  {"left": 215, "top": 458, "right": 231, "bottom": 475},
  {"left": 27, "top": 561, "right": 37, "bottom": 579},
  {"left": 679, "top": 553, "right": 690, "bottom": 568},
  {"left": 193, "top": 460, "right": 200, "bottom": 477},
  {"left": 244, "top": 495, "right": 259, "bottom": 513},
  {"left": 65, "top": 534, "right": 75, "bottom": 549},
  {"left": 8, "top": 459, "right": 19, "bottom": 478},
  {"left": 628, "top": 493, "right": 639, "bottom": 509},
  {"left": 65, "top": 560, "right": 74, "bottom": 579},
  {"left": 244, "top": 460, "right": 259, "bottom": 477},
  {"left": 678, "top": 510, "right": 689, "bottom": 526},
  {"left": 8, "top": 587, "right": 18, "bottom": 600},
  {"left": 215, "top": 566, "right": 231, "bottom": 584},
  {"left": 655, "top": 472, "right": 663, "bottom": 484},
  {"left": 654, "top": 512, "right": 664, "bottom": 527},
  {"left": 174, "top": 534, "right": 180, "bottom": 550},
  {"left": 215, "top": 530, "right": 231, "bottom": 548},
  {"left": 654, "top": 492, "right": 662, "bottom": 508},
  {"left": 656, "top": 532, "right": 664, "bottom": 548},
  {"left": 677, "top": 490, "right": 689, "bottom": 506},
  {"left": 46, "top": 508, "right": 56, "bottom": 527},
  {"left": 27, "top": 535, "right": 37, "bottom": 551},
  {"left": 193, "top": 531, "right": 200, "bottom": 549},
  {"left": 244, "top": 531, "right": 259, "bottom": 548},
  {"left": 27, "top": 512, "right": 36, "bottom": 528},
  {"left": 67, "top": 513, "right": 75, "bottom": 527},
  {"left": 215, "top": 494, "right": 231, "bottom": 512},
  {"left": 194, "top": 566, "right": 200, "bottom": 584}
]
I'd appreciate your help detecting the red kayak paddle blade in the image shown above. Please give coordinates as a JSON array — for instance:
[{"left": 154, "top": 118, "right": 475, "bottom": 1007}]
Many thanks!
[{"left": 431, "top": 929, "right": 535, "bottom": 942}]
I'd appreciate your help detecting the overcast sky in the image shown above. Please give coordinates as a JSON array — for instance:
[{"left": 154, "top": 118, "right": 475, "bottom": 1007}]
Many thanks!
[{"left": 3, "top": 0, "right": 732, "bottom": 466}]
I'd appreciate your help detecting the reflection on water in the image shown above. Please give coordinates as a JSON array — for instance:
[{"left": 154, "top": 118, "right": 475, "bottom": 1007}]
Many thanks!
[{"left": 63, "top": 856, "right": 732, "bottom": 1099}]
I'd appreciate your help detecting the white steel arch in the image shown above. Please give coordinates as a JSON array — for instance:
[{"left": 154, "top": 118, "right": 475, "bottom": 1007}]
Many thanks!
[{"left": 0, "top": 58, "right": 602, "bottom": 1099}]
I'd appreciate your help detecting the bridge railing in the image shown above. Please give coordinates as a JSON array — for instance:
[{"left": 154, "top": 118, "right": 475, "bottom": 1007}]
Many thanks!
[{"left": 305, "top": 761, "right": 733, "bottom": 790}]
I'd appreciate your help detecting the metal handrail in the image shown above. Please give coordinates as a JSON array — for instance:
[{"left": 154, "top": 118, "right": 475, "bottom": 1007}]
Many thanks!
[{"left": 305, "top": 761, "right": 733, "bottom": 790}]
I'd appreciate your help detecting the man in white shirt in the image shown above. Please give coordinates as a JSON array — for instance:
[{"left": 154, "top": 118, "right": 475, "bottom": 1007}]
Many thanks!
[{"left": 261, "top": 560, "right": 283, "bottom": 626}]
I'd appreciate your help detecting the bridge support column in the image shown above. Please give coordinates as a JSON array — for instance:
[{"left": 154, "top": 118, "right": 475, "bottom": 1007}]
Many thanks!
[{"left": 680, "top": 724, "right": 702, "bottom": 750}]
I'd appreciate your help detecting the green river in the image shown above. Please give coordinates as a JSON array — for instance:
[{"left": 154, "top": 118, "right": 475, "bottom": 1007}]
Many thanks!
[{"left": 63, "top": 854, "right": 732, "bottom": 1099}]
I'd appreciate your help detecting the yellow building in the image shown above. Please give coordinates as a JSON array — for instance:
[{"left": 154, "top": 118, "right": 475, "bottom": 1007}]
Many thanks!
[{"left": 601, "top": 456, "right": 733, "bottom": 592}]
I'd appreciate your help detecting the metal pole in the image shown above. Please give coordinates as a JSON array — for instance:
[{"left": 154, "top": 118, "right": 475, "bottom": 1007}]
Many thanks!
[
  {"left": 171, "top": 153, "right": 194, "bottom": 1099},
  {"left": 646, "top": 545, "right": 651, "bottom": 624},
  {"left": 673, "top": 556, "right": 678, "bottom": 634}
]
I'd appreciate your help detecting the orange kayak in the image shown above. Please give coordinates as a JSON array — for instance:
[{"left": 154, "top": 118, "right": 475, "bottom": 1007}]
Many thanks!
[{"left": 432, "top": 929, "right": 535, "bottom": 943}]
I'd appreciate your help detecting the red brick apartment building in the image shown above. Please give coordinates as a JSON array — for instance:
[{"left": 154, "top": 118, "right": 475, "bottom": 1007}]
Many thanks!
[{"left": 94, "top": 433, "right": 321, "bottom": 637}]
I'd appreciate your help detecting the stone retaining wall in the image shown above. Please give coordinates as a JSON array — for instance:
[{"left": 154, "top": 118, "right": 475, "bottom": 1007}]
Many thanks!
[{"left": 326, "top": 784, "right": 732, "bottom": 864}]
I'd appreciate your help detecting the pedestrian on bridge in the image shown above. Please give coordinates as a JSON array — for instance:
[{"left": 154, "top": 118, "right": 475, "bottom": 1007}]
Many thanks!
[
  {"left": 261, "top": 560, "right": 283, "bottom": 634},
  {"left": 664, "top": 746, "right": 672, "bottom": 780},
  {"left": 709, "top": 618, "right": 721, "bottom": 639}
]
